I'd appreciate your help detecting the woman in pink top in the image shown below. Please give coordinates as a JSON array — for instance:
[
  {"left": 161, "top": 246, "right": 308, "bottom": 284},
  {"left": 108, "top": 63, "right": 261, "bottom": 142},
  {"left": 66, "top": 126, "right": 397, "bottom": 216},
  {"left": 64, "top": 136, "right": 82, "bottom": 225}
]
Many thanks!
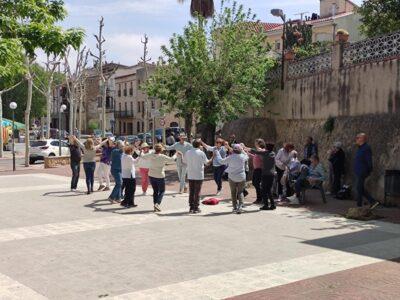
[{"left": 246, "top": 139, "right": 266, "bottom": 204}]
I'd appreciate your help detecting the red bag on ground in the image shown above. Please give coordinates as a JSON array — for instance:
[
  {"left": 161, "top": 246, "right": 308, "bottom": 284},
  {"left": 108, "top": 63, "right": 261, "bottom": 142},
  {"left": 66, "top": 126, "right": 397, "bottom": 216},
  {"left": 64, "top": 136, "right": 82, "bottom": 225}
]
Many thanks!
[{"left": 202, "top": 198, "right": 221, "bottom": 205}]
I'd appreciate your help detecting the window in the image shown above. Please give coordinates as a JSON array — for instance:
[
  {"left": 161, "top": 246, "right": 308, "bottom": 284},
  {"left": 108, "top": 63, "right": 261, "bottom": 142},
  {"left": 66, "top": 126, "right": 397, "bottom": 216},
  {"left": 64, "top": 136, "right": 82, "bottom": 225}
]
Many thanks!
[
  {"left": 130, "top": 102, "right": 133, "bottom": 113},
  {"left": 118, "top": 84, "right": 121, "bottom": 97},
  {"left": 137, "top": 101, "right": 141, "bottom": 113},
  {"left": 151, "top": 99, "right": 155, "bottom": 109},
  {"left": 124, "top": 102, "right": 127, "bottom": 112},
  {"left": 129, "top": 82, "right": 133, "bottom": 96},
  {"left": 141, "top": 102, "right": 145, "bottom": 113},
  {"left": 119, "top": 103, "right": 121, "bottom": 111},
  {"left": 119, "top": 121, "right": 122, "bottom": 133},
  {"left": 137, "top": 121, "right": 141, "bottom": 132},
  {"left": 123, "top": 122, "right": 126, "bottom": 133},
  {"left": 50, "top": 141, "right": 59, "bottom": 147}
]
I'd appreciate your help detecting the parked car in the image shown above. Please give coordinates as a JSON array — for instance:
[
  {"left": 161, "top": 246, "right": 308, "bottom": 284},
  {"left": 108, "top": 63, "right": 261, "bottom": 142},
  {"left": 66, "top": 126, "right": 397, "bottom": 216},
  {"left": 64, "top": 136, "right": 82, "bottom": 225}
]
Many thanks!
[
  {"left": 93, "top": 130, "right": 114, "bottom": 138},
  {"left": 117, "top": 135, "right": 138, "bottom": 144},
  {"left": 137, "top": 133, "right": 153, "bottom": 146},
  {"left": 29, "top": 139, "right": 70, "bottom": 164}
]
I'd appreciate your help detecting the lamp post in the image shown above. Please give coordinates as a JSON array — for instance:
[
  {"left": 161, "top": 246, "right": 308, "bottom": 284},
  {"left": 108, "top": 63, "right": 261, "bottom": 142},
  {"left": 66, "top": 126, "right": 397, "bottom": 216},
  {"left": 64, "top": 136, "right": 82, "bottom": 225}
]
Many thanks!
[
  {"left": 271, "top": 8, "right": 286, "bottom": 90},
  {"left": 9, "top": 102, "right": 17, "bottom": 171},
  {"left": 59, "top": 104, "right": 67, "bottom": 156}
]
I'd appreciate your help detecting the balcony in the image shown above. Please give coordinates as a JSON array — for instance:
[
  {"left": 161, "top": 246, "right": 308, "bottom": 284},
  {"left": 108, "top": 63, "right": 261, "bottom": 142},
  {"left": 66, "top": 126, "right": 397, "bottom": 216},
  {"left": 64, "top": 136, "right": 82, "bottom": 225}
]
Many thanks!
[{"left": 115, "top": 110, "right": 134, "bottom": 118}]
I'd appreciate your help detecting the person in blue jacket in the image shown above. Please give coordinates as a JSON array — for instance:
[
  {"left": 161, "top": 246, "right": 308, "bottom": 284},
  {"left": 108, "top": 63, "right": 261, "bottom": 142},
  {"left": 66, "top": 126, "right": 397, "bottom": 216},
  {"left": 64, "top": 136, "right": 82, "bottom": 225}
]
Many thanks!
[{"left": 354, "top": 133, "right": 378, "bottom": 207}]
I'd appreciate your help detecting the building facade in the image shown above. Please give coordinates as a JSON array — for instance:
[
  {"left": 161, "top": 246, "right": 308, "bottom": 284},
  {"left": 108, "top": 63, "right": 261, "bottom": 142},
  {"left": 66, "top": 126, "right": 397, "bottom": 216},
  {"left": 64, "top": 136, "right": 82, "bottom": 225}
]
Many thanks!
[
  {"left": 114, "top": 63, "right": 182, "bottom": 136},
  {"left": 265, "top": 0, "right": 363, "bottom": 52}
]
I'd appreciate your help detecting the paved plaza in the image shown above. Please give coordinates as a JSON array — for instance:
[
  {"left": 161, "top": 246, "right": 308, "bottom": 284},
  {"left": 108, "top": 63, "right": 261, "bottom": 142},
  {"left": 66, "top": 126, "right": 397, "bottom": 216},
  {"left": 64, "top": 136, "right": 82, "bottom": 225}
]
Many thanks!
[{"left": 0, "top": 171, "right": 399, "bottom": 299}]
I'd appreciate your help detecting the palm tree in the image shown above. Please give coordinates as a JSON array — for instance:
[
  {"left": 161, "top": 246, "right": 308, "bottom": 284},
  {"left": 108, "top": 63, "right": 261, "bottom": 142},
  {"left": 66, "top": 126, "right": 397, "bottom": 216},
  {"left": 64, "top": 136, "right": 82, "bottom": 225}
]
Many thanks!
[{"left": 178, "top": 0, "right": 215, "bottom": 18}]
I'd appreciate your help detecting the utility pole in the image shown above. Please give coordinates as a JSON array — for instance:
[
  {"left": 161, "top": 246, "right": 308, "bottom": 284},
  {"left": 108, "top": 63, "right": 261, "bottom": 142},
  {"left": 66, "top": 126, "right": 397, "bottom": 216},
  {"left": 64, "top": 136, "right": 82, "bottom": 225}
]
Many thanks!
[{"left": 90, "top": 17, "right": 106, "bottom": 137}]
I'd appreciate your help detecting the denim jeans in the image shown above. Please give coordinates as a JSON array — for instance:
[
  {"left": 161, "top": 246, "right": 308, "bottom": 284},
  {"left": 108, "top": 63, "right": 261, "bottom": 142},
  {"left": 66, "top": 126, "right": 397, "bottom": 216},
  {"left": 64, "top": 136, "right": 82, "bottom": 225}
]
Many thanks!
[
  {"left": 70, "top": 161, "right": 80, "bottom": 190},
  {"left": 83, "top": 162, "right": 96, "bottom": 192},
  {"left": 176, "top": 161, "right": 188, "bottom": 191},
  {"left": 252, "top": 168, "right": 262, "bottom": 201},
  {"left": 355, "top": 175, "right": 375, "bottom": 207},
  {"left": 150, "top": 177, "right": 165, "bottom": 205},
  {"left": 213, "top": 165, "right": 225, "bottom": 191},
  {"left": 110, "top": 169, "right": 122, "bottom": 200}
]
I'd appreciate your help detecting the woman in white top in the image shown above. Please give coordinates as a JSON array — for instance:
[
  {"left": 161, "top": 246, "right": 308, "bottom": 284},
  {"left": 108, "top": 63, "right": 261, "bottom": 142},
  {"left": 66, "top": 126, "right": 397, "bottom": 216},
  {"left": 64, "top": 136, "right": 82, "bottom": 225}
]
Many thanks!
[
  {"left": 73, "top": 136, "right": 107, "bottom": 194},
  {"left": 141, "top": 144, "right": 176, "bottom": 212},
  {"left": 121, "top": 146, "right": 139, "bottom": 208},
  {"left": 214, "top": 144, "right": 249, "bottom": 214}
]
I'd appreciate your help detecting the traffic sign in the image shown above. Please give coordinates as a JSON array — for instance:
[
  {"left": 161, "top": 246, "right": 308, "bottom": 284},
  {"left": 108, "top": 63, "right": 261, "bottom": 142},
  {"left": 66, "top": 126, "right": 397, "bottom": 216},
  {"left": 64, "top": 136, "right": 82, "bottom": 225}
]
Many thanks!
[{"left": 151, "top": 109, "right": 161, "bottom": 118}]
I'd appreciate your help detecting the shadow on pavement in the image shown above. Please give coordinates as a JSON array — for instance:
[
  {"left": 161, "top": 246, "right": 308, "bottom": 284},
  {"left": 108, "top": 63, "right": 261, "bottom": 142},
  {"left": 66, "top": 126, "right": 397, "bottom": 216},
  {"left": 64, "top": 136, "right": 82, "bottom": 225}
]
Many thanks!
[{"left": 43, "top": 190, "right": 86, "bottom": 197}]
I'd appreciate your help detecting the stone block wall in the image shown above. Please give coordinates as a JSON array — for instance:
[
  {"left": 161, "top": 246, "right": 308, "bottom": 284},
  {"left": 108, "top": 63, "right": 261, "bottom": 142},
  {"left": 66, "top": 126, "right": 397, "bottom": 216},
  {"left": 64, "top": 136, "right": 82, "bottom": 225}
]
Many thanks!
[{"left": 222, "top": 116, "right": 400, "bottom": 204}]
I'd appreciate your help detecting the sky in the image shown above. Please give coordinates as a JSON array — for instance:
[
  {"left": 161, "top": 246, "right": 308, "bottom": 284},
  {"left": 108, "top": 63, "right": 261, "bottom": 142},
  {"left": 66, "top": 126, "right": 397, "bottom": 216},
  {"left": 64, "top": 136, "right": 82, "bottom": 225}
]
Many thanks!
[{"left": 56, "top": 0, "right": 363, "bottom": 67}]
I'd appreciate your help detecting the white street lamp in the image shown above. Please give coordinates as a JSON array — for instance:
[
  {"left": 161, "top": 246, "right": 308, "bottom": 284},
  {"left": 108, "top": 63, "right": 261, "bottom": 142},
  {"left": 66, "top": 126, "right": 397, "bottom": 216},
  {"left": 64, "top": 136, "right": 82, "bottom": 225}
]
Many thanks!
[
  {"left": 59, "top": 104, "right": 67, "bottom": 155},
  {"left": 271, "top": 8, "right": 286, "bottom": 90},
  {"left": 9, "top": 102, "right": 17, "bottom": 171}
]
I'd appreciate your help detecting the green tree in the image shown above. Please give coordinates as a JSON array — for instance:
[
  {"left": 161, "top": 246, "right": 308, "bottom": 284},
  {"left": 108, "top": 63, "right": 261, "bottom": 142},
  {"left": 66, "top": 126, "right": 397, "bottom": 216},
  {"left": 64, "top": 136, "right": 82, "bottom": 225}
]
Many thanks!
[
  {"left": 0, "top": 0, "right": 84, "bottom": 166},
  {"left": 358, "top": 0, "right": 400, "bottom": 37},
  {"left": 146, "top": 0, "right": 275, "bottom": 140},
  {"left": 145, "top": 22, "right": 208, "bottom": 135},
  {"left": 0, "top": 37, "right": 25, "bottom": 156}
]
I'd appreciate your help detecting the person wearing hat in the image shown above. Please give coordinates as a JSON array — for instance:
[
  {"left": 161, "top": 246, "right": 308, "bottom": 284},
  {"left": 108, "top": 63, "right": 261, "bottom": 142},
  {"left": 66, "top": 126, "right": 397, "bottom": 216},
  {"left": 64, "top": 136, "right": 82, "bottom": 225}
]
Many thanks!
[
  {"left": 329, "top": 141, "right": 346, "bottom": 196},
  {"left": 165, "top": 133, "right": 193, "bottom": 193},
  {"left": 141, "top": 144, "right": 177, "bottom": 212},
  {"left": 214, "top": 144, "right": 249, "bottom": 214},
  {"left": 137, "top": 141, "right": 152, "bottom": 195},
  {"left": 108, "top": 140, "right": 125, "bottom": 203}
]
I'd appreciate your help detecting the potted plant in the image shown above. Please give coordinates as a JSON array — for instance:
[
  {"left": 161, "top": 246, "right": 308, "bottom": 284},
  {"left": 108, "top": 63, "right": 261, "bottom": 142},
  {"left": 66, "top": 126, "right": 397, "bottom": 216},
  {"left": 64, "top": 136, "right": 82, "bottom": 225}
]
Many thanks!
[{"left": 336, "top": 29, "right": 349, "bottom": 42}]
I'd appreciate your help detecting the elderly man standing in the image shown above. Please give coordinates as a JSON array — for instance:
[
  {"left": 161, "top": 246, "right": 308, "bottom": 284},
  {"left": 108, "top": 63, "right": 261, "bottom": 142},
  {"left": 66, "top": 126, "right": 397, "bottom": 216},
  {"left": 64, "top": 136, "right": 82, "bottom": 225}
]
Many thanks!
[
  {"left": 354, "top": 133, "right": 378, "bottom": 208},
  {"left": 165, "top": 133, "right": 193, "bottom": 193}
]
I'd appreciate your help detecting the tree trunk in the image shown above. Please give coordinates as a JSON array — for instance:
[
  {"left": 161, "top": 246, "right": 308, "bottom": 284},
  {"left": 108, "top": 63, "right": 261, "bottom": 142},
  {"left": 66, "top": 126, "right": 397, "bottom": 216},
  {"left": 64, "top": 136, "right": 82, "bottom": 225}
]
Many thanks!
[
  {"left": 69, "top": 98, "right": 73, "bottom": 135},
  {"left": 73, "top": 99, "right": 78, "bottom": 135},
  {"left": 46, "top": 91, "right": 52, "bottom": 139},
  {"left": 78, "top": 99, "right": 83, "bottom": 135},
  {"left": 0, "top": 93, "right": 4, "bottom": 158},
  {"left": 184, "top": 113, "right": 193, "bottom": 138},
  {"left": 199, "top": 122, "right": 216, "bottom": 145},
  {"left": 25, "top": 69, "right": 33, "bottom": 167}
]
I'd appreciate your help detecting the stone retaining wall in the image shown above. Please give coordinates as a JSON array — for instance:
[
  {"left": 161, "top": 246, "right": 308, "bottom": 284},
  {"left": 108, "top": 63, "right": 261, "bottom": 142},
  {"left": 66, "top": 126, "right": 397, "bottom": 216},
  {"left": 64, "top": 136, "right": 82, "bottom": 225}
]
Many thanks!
[{"left": 222, "top": 116, "right": 400, "bottom": 204}]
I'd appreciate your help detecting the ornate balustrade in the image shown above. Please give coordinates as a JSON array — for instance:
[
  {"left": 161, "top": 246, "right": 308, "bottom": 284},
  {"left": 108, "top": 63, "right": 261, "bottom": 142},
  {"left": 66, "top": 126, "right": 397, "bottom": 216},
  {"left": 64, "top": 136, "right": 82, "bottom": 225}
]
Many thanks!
[
  {"left": 343, "top": 31, "right": 400, "bottom": 67},
  {"left": 287, "top": 52, "right": 332, "bottom": 80}
]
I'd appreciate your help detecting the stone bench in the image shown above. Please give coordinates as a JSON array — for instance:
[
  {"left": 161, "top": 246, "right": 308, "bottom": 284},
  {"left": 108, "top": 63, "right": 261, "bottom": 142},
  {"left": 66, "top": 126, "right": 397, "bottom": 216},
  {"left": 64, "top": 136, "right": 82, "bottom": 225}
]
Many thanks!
[{"left": 44, "top": 156, "right": 71, "bottom": 168}]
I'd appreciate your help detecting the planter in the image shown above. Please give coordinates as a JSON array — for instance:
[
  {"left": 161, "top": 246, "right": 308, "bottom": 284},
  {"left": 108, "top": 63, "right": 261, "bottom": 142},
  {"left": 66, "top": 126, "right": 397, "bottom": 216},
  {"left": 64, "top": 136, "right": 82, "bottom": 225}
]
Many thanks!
[{"left": 284, "top": 50, "right": 295, "bottom": 61}]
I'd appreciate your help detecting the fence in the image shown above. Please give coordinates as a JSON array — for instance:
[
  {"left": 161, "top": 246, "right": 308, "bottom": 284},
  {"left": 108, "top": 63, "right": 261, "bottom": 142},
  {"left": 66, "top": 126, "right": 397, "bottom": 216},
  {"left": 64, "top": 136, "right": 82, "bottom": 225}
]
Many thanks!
[{"left": 283, "top": 30, "right": 400, "bottom": 80}]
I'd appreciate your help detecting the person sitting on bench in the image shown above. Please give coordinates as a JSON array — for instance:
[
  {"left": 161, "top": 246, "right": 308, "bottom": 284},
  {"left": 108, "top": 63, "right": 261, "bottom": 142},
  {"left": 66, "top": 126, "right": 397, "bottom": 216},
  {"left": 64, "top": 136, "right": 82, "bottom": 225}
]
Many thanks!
[{"left": 288, "top": 155, "right": 326, "bottom": 204}]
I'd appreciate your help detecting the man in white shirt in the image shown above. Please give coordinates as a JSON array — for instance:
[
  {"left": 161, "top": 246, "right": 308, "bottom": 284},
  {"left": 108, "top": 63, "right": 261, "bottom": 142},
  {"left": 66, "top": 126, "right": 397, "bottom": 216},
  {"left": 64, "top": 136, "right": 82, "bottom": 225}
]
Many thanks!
[
  {"left": 275, "top": 143, "right": 295, "bottom": 201},
  {"left": 183, "top": 140, "right": 212, "bottom": 214}
]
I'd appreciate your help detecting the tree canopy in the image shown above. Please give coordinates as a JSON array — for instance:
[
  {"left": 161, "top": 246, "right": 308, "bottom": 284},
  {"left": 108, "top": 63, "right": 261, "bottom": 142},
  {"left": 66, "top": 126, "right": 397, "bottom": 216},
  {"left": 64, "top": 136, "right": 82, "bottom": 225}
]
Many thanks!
[
  {"left": 146, "top": 0, "right": 276, "bottom": 137},
  {"left": 358, "top": 0, "right": 400, "bottom": 37}
]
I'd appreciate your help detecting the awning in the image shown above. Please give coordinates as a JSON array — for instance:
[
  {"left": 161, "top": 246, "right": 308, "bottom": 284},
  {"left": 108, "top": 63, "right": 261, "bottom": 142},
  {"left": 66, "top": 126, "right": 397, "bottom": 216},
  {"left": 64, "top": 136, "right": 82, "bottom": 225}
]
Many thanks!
[{"left": 1, "top": 118, "right": 25, "bottom": 130}]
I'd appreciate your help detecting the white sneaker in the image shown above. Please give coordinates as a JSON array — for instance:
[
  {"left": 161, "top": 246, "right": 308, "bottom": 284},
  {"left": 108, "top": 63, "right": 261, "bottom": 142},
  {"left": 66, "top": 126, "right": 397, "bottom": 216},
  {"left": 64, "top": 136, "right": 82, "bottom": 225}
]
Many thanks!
[
  {"left": 216, "top": 190, "right": 221, "bottom": 196},
  {"left": 287, "top": 195, "right": 299, "bottom": 204}
]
